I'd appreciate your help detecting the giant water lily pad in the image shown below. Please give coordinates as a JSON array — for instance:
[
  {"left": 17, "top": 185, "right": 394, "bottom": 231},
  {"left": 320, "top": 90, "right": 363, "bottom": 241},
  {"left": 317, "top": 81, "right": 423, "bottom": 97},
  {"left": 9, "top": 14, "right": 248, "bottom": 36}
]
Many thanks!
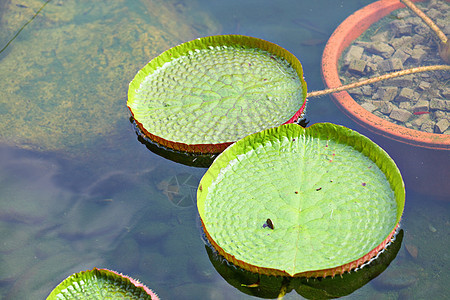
[
  {"left": 197, "top": 123, "right": 404, "bottom": 277},
  {"left": 128, "top": 35, "right": 307, "bottom": 153},
  {"left": 47, "top": 268, "right": 159, "bottom": 299}
]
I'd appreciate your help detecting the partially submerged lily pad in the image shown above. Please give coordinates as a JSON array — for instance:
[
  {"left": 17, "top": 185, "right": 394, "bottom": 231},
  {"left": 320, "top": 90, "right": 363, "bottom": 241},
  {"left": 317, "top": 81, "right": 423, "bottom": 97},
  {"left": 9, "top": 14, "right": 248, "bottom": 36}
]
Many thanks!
[
  {"left": 46, "top": 268, "right": 159, "bottom": 299},
  {"left": 128, "top": 35, "right": 308, "bottom": 153},
  {"left": 197, "top": 123, "right": 405, "bottom": 277}
]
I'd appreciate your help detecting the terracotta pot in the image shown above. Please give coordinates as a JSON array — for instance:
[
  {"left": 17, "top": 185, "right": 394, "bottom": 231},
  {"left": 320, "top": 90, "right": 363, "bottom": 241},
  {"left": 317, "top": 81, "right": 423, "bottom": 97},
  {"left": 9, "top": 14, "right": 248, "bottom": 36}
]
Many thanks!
[
  {"left": 321, "top": 0, "right": 449, "bottom": 198},
  {"left": 321, "top": 0, "right": 450, "bottom": 150}
]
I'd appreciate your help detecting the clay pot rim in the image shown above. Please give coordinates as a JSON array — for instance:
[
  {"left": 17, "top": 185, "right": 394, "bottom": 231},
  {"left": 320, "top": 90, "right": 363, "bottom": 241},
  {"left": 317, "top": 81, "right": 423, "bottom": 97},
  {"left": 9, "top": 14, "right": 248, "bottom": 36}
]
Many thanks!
[{"left": 321, "top": 0, "right": 450, "bottom": 150}]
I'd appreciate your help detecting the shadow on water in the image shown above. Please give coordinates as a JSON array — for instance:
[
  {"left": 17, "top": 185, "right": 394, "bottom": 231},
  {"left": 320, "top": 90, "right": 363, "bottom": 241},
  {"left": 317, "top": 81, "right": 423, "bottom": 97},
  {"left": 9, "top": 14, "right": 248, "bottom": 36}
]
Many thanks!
[{"left": 205, "top": 229, "right": 404, "bottom": 299}]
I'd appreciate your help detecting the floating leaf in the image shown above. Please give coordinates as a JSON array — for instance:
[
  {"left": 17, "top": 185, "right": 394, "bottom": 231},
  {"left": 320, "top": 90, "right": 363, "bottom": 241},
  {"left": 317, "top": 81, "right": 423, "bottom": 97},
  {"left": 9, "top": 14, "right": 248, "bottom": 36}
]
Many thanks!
[
  {"left": 46, "top": 268, "right": 159, "bottom": 299},
  {"left": 197, "top": 123, "right": 404, "bottom": 277},
  {"left": 128, "top": 35, "right": 307, "bottom": 153}
]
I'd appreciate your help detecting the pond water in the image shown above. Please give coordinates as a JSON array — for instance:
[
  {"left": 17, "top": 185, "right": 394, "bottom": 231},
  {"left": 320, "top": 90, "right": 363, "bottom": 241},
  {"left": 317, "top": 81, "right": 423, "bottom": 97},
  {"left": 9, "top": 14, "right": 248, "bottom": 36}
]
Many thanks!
[{"left": 0, "top": 0, "right": 448, "bottom": 299}]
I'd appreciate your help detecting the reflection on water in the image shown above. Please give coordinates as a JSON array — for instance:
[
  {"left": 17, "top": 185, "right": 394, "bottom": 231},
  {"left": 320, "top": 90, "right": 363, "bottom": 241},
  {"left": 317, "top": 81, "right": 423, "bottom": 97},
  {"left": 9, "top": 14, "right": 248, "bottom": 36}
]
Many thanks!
[{"left": 0, "top": 0, "right": 448, "bottom": 299}]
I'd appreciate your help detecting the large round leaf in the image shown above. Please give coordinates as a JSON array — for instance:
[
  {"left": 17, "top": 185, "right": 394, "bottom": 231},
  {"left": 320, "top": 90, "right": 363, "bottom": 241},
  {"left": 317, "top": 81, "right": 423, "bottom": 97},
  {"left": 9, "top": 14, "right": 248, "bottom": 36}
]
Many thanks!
[
  {"left": 128, "top": 35, "right": 307, "bottom": 153},
  {"left": 47, "top": 268, "right": 159, "bottom": 299},
  {"left": 197, "top": 123, "right": 404, "bottom": 277}
]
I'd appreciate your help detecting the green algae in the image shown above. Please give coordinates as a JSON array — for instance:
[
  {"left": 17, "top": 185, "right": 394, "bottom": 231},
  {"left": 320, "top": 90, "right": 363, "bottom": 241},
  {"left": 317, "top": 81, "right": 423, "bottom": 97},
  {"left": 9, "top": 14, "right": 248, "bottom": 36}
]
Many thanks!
[{"left": 0, "top": 0, "right": 219, "bottom": 154}]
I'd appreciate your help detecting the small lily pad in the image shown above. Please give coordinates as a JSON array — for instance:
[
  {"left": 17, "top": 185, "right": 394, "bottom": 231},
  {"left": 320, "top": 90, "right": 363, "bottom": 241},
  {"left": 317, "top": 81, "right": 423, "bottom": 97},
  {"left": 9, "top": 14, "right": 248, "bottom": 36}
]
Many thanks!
[
  {"left": 128, "top": 35, "right": 307, "bottom": 153},
  {"left": 46, "top": 268, "right": 159, "bottom": 299},
  {"left": 197, "top": 123, "right": 405, "bottom": 277}
]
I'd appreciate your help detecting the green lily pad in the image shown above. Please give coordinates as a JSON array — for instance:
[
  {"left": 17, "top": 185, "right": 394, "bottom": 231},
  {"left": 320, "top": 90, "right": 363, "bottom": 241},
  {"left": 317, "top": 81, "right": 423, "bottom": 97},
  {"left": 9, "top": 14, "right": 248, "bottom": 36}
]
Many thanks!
[
  {"left": 46, "top": 268, "right": 159, "bottom": 299},
  {"left": 128, "top": 35, "right": 307, "bottom": 153},
  {"left": 197, "top": 123, "right": 404, "bottom": 277}
]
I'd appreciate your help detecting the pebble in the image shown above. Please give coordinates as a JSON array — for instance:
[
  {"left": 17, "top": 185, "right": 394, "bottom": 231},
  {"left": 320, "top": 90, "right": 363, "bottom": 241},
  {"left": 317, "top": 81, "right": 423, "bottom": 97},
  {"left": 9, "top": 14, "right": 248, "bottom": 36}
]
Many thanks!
[
  {"left": 428, "top": 224, "right": 437, "bottom": 233},
  {"left": 390, "top": 108, "right": 412, "bottom": 123},
  {"left": 435, "top": 119, "right": 449, "bottom": 133},
  {"left": 405, "top": 243, "right": 418, "bottom": 259}
]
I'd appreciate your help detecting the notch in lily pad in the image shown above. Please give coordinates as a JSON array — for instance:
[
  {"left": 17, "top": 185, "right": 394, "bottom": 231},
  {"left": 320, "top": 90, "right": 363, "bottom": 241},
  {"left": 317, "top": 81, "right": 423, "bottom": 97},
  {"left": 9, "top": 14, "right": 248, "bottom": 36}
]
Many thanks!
[
  {"left": 128, "top": 35, "right": 307, "bottom": 154},
  {"left": 46, "top": 268, "right": 159, "bottom": 299},
  {"left": 197, "top": 123, "right": 405, "bottom": 278}
]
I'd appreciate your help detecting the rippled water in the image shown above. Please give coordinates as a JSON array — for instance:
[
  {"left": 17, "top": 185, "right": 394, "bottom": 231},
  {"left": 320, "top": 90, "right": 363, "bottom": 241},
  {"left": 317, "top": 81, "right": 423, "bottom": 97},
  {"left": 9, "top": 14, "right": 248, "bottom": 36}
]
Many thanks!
[{"left": 0, "top": 0, "right": 448, "bottom": 299}]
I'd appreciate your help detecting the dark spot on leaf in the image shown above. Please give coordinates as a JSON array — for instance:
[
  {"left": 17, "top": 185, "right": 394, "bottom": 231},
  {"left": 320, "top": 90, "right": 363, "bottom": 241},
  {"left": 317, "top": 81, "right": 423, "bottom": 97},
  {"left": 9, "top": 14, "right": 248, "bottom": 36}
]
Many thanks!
[
  {"left": 316, "top": 187, "right": 322, "bottom": 191},
  {"left": 266, "top": 218, "right": 274, "bottom": 230},
  {"left": 362, "top": 182, "right": 366, "bottom": 186}
]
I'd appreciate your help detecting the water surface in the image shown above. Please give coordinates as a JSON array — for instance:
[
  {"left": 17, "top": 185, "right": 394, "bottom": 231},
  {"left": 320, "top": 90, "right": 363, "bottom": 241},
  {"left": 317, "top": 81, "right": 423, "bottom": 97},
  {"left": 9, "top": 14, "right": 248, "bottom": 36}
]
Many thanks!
[{"left": 0, "top": 0, "right": 448, "bottom": 299}]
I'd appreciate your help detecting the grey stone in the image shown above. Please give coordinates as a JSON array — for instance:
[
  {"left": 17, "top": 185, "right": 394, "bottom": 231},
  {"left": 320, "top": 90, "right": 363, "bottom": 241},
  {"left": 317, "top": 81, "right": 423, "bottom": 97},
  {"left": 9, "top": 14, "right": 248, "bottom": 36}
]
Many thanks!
[
  {"left": 378, "top": 58, "right": 403, "bottom": 72},
  {"left": 399, "top": 102, "right": 412, "bottom": 110},
  {"left": 361, "top": 102, "right": 377, "bottom": 113},
  {"left": 441, "top": 87, "right": 450, "bottom": 99},
  {"left": 349, "top": 87, "right": 363, "bottom": 97},
  {"left": 392, "top": 49, "right": 410, "bottom": 64},
  {"left": 389, "top": 75, "right": 414, "bottom": 87},
  {"left": 390, "top": 58, "right": 403, "bottom": 70},
  {"left": 396, "top": 88, "right": 415, "bottom": 102},
  {"left": 410, "top": 47, "right": 427, "bottom": 63},
  {"left": 378, "top": 86, "right": 398, "bottom": 101},
  {"left": 367, "top": 42, "right": 395, "bottom": 58},
  {"left": 430, "top": 99, "right": 450, "bottom": 111},
  {"left": 390, "top": 108, "right": 412, "bottom": 122},
  {"left": 381, "top": 102, "right": 395, "bottom": 115},
  {"left": 370, "top": 100, "right": 385, "bottom": 108},
  {"left": 365, "top": 62, "right": 378, "bottom": 73},
  {"left": 344, "top": 45, "right": 364, "bottom": 65},
  {"left": 434, "top": 110, "right": 450, "bottom": 120},
  {"left": 348, "top": 59, "right": 367, "bottom": 75},
  {"left": 361, "top": 85, "right": 373, "bottom": 96},
  {"left": 391, "top": 20, "right": 412, "bottom": 37},
  {"left": 378, "top": 60, "right": 392, "bottom": 73},
  {"left": 421, "top": 121, "right": 436, "bottom": 133},
  {"left": 435, "top": 119, "right": 449, "bottom": 133},
  {"left": 389, "top": 36, "right": 412, "bottom": 50},
  {"left": 412, "top": 114, "right": 431, "bottom": 127},
  {"left": 417, "top": 81, "right": 431, "bottom": 91},
  {"left": 370, "top": 54, "right": 384, "bottom": 64},
  {"left": 412, "top": 100, "right": 429, "bottom": 113}
]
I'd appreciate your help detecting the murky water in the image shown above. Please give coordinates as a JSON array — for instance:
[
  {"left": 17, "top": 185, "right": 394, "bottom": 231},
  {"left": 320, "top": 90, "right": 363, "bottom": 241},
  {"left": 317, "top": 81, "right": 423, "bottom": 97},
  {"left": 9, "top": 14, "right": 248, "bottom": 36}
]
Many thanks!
[{"left": 0, "top": 0, "right": 448, "bottom": 299}]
